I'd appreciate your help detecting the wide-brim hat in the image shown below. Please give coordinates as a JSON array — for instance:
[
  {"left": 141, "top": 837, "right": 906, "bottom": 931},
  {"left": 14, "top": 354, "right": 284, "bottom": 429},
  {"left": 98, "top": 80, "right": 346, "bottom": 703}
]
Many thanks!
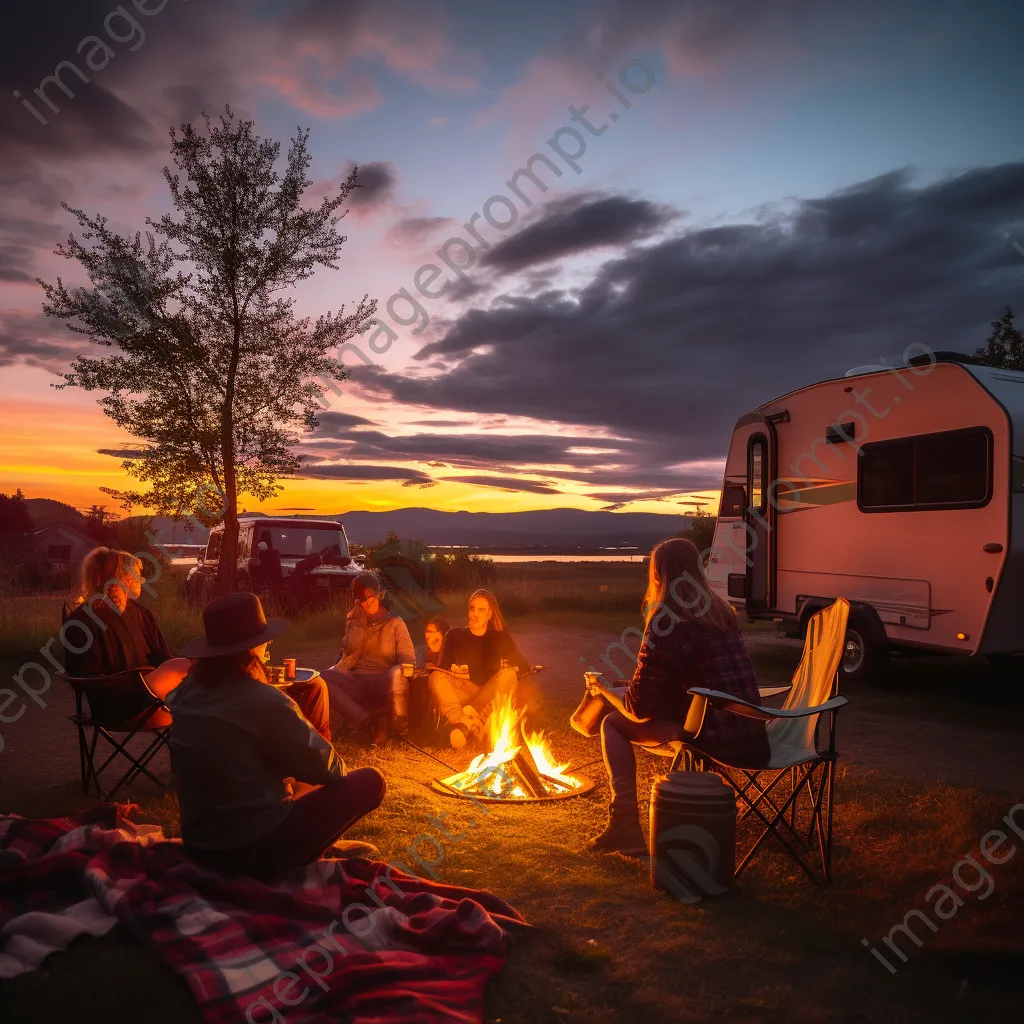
[{"left": 182, "top": 591, "right": 289, "bottom": 658}]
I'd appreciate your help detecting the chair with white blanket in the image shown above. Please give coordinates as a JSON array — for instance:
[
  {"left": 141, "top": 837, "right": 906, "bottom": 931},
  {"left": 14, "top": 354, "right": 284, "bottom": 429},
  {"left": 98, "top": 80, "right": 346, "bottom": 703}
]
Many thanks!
[{"left": 667, "top": 597, "right": 851, "bottom": 883}]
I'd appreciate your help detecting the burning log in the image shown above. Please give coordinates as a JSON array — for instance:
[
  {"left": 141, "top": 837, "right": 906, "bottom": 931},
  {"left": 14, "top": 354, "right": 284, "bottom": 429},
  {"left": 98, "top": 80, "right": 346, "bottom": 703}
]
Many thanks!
[
  {"left": 433, "top": 689, "right": 594, "bottom": 802},
  {"left": 509, "top": 727, "right": 547, "bottom": 798}
]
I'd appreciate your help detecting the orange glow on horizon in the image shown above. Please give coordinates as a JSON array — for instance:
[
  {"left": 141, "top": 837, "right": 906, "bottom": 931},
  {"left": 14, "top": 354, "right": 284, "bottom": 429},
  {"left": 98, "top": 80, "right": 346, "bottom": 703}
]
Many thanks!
[{"left": 1, "top": 395, "right": 719, "bottom": 517}]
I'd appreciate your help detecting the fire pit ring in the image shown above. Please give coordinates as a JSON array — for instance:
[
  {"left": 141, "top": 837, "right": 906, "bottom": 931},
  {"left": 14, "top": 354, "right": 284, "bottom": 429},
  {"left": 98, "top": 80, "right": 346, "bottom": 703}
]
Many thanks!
[{"left": 430, "top": 773, "right": 596, "bottom": 804}]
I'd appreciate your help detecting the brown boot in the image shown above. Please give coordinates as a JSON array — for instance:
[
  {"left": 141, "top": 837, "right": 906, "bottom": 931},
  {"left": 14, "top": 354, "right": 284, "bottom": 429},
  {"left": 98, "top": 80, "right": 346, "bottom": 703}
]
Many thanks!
[{"left": 585, "top": 814, "right": 647, "bottom": 856}]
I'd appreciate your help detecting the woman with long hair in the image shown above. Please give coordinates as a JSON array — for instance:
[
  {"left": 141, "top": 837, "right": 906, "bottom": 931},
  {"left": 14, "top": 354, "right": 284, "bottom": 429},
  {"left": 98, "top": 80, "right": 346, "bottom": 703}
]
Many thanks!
[
  {"left": 62, "top": 547, "right": 190, "bottom": 721},
  {"left": 422, "top": 614, "right": 451, "bottom": 669},
  {"left": 167, "top": 592, "right": 385, "bottom": 881},
  {"left": 584, "top": 537, "right": 770, "bottom": 856},
  {"left": 428, "top": 589, "right": 529, "bottom": 748}
]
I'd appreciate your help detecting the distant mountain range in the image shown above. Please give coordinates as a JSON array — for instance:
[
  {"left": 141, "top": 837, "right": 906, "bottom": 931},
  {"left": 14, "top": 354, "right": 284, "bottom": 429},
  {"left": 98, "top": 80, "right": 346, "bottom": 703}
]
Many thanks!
[
  {"left": 21, "top": 499, "right": 692, "bottom": 553},
  {"left": 150, "top": 506, "right": 692, "bottom": 552}
]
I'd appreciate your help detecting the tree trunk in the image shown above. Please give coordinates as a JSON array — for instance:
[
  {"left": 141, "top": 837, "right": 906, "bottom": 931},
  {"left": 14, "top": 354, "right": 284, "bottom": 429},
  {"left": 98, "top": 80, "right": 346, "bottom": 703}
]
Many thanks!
[
  {"left": 216, "top": 416, "right": 240, "bottom": 596},
  {"left": 217, "top": 503, "right": 239, "bottom": 596}
]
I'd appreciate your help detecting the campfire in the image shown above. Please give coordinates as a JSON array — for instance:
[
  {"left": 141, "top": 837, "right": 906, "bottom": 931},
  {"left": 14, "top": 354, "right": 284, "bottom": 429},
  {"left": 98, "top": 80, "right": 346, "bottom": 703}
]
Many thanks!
[{"left": 432, "top": 690, "right": 594, "bottom": 802}]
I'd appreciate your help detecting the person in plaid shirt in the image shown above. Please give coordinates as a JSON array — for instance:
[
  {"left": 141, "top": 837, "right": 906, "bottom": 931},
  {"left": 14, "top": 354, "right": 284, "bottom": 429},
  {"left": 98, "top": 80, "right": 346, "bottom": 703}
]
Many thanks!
[{"left": 584, "top": 538, "right": 770, "bottom": 856}]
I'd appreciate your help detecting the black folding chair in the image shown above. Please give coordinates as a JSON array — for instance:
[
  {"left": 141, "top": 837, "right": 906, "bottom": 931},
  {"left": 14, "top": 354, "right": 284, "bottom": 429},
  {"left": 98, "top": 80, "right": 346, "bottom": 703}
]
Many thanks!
[
  {"left": 658, "top": 598, "right": 851, "bottom": 884},
  {"left": 57, "top": 670, "right": 172, "bottom": 801}
]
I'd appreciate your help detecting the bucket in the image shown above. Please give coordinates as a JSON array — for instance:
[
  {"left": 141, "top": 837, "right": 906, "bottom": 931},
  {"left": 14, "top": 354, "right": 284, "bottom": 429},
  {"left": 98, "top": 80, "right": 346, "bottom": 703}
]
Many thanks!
[{"left": 649, "top": 771, "right": 736, "bottom": 902}]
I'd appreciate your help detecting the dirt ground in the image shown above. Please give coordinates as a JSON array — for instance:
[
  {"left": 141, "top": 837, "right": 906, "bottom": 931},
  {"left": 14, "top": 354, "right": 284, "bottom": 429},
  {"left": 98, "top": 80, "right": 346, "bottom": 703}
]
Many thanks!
[
  {"left": 3, "top": 623, "right": 1021, "bottom": 811},
  {"left": 2, "top": 622, "right": 1022, "bottom": 1024}
]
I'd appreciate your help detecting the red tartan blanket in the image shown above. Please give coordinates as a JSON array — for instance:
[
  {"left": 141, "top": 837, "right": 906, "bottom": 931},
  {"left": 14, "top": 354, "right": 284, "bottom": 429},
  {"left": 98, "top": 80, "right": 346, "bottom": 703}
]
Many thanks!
[{"left": 0, "top": 807, "right": 528, "bottom": 1023}]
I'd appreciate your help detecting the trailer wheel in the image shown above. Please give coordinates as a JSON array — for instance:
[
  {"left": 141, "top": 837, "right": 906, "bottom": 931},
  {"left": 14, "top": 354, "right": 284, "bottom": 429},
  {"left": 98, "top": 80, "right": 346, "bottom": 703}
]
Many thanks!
[{"left": 840, "top": 617, "right": 888, "bottom": 684}]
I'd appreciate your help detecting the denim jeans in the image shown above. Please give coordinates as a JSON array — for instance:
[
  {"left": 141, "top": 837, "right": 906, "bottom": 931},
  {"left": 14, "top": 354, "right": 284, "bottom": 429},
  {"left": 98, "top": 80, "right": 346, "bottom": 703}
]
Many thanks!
[{"left": 601, "top": 690, "right": 681, "bottom": 819}]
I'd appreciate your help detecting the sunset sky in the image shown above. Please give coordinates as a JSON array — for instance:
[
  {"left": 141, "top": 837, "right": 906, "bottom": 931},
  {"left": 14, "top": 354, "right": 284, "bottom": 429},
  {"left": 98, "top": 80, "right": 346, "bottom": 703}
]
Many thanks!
[{"left": 1, "top": 0, "right": 1022, "bottom": 518}]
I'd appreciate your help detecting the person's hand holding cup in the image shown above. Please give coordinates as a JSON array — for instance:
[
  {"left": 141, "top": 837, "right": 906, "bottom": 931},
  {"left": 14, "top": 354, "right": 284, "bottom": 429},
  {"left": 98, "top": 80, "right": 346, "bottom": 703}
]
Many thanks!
[{"left": 584, "top": 670, "right": 606, "bottom": 697}]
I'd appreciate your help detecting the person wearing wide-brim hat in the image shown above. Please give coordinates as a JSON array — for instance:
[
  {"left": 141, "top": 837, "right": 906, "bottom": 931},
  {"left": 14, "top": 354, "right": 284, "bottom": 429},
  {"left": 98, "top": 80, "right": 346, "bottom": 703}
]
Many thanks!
[{"left": 166, "top": 592, "right": 386, "bottom": 881}]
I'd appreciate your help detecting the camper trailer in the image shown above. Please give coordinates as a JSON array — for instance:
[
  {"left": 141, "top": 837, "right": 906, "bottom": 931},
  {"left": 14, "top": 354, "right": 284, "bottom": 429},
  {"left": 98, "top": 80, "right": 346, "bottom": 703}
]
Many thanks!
[{"left": 707, "top": 355, "right": 1024, "bottom": 682}]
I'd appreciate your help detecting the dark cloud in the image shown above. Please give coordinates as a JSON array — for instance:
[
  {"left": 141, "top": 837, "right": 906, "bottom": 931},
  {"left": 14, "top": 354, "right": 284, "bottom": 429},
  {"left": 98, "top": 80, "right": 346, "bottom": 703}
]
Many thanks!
[
  {"left": 307, "top": 426, "right": 623, "bottom": 465},
  {"left": 346, "top": 161, "right": 397, "bottom": 208},
  {"left": 296, "top": 462, "right": 435, "bottom": 485},
  {"left": 355, "top": 162, "right": 1024, "bottom": 470},
  {"left": 405, "top": 419, "right": 469, "bottom": 427},
  {"left": 297, "top": 424, "right": 721, "bottom": 497},
  {"left": 439, "top": 475, "right": 564, "bottom": 494},
  {"left": 388, "top": 215, "right": 457, "bottom": 245},
  {"left": 0, "top": 310, "right": 86, "bottom": 369},
  {"left": 313, "top": 410, "right": 377, "bottom": 429},
  {"left": 480, "top": 192, "right": 673, "bottom": 272},
  {"left": 97, "top": 448, "right": 148, "bottom": 459},
  {"left": 576, "top": 0, "right": 920, "bottom": 77}
]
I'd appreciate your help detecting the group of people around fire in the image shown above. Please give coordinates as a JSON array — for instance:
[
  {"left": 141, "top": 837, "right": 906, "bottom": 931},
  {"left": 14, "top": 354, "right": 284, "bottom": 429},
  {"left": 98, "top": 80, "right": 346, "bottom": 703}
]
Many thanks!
[{"left": 62, "top": 537, "right": 769, "bottom": 877}]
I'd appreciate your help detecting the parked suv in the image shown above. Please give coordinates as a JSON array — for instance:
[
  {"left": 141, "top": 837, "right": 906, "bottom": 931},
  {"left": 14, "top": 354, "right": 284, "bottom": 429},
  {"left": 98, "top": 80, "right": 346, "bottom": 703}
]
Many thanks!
[{"left": 185, "top": 516, "right": 369, "bottom": 611}]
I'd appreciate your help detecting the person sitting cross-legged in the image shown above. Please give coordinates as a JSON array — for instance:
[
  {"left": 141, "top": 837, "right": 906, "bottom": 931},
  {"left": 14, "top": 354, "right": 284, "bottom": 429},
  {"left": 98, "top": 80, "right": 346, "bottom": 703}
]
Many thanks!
[
  {"left": 166, "top": 592, "right": 385, "bottom": 882},
  {"left": 321, "top": 573, "right": 416, "bottom": 742},
  {"left": 428, "top": 589, "right": 529, "bottom": 749}
]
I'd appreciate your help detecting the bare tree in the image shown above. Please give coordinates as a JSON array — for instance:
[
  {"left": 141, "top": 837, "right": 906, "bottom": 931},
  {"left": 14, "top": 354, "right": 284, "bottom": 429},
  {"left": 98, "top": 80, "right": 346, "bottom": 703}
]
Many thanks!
[{"left": 40, "top": 107, "right": 375, "bottom": 592}]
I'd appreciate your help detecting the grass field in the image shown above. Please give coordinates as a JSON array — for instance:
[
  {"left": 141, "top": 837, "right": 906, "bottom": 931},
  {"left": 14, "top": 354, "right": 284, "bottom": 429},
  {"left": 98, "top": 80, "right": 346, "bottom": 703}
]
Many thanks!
[
  {"left": 1, "top": 562, "right": 1021, "bottom": 1023},
  {"left": 0, "top": 559, "right": 650, "bottom": 660}
]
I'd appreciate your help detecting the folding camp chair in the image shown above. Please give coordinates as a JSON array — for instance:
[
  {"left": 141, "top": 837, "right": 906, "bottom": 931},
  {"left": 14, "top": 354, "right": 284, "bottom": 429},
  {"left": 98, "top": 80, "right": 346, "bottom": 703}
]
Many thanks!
[
  {"left": 57, "top": 670, "right": 172, "bottom": 801},
  {"left": 664, "top": 597, "right": 851, "bottom": 884}
]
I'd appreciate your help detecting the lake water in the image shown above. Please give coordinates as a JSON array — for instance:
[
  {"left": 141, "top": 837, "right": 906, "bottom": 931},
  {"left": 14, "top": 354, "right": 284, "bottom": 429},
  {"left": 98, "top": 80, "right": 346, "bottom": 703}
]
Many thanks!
[
  {"left": 171, "top": 552, "right": 646, "bottom": 566},
  {"left": 484, "top": 553, "right": 645, "bottom": 563}
]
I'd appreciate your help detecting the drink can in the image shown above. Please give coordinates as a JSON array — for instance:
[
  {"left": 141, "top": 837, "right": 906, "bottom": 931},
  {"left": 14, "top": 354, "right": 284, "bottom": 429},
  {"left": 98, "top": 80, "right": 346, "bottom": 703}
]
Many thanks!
[
  {"left": 283, "top": 658, "right": 296, "bottom": 681},
  {"left": 500, "top": 657, "right": 509, "bottom": 670},
  {"left": 401, "top": 662, "right": 414, "bottom": 678}
]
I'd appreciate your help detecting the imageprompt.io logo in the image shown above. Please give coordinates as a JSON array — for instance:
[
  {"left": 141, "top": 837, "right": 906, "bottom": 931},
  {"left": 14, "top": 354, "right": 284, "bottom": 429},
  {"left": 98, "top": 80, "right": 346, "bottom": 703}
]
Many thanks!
[
  {"left": 367, "top": 540, "right": 446, "bottom": 621},
  {"left": 652, "top": 824, "right": 730, "bottom": 904}
]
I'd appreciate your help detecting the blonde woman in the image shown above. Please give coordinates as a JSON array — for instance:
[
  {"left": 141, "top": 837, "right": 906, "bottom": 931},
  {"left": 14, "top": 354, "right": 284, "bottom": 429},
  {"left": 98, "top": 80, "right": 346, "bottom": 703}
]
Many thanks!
[
  {"left": 583, "top": 538, "right": 770, "bottom": 855},
  {"left": 428, "top": 589, "right": 529, "bottom": 748},
  {"left": 62, "top": 547, "right": 190, "bottom": 719}
]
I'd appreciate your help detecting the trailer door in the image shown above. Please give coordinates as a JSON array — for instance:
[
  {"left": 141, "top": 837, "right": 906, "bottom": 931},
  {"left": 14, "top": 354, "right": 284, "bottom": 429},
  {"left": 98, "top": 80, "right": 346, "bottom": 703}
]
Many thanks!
[
  {"left": 745, "top": 426, "right": 774, "bottom": 612},
  {"left": 709, "top": 411, "right": 777, "bottom": 613}
]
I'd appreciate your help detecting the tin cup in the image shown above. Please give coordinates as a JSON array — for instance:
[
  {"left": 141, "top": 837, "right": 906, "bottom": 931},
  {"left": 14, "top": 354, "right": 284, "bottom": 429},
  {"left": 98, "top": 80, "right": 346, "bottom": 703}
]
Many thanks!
[
  {"left": 283, "top": 658, "right": 296, "bottom": 681},
  {"left": 583, "top": 670, "right": 604, "bottom": 688},
  {"left": 401, "top": 662, "right": 415, "bottom": 679}
]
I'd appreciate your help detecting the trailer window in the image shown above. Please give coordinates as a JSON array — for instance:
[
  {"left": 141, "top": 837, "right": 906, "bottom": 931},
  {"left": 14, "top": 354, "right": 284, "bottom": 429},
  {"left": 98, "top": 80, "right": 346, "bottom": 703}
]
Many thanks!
[
  {"left": 859, "top": 427, "right": 992, "bottom": 511},
  {"left": 748, "top": 436, "right": 767, "bottom": 512}
]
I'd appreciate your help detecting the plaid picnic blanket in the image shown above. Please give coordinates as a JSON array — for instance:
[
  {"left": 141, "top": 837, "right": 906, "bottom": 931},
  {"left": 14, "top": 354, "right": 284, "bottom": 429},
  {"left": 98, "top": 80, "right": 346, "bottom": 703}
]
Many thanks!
[{"left": 0, "top": 807, "right": 528, "bottom": 1023}]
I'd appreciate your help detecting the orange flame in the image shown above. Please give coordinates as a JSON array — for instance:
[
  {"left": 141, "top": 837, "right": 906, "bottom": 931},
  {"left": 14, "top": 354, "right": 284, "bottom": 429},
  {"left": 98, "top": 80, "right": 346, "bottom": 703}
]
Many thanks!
[{"left": 443, "top": 687, "right": 580, "bottom": 798}]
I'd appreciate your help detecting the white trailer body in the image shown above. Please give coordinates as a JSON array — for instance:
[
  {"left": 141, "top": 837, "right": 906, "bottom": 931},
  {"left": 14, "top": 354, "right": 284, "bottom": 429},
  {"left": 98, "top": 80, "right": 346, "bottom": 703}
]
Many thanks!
[{"left": 708, "top": 358, "right": 1024, "bottom": 677}]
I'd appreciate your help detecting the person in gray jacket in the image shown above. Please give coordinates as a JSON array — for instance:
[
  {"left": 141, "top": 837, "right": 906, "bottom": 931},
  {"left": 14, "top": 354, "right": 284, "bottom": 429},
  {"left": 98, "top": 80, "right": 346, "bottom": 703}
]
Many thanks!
[
  {"left": 321, "top": 573, "right": 416, "bottom": 741},
  {"left": 167, "top": 592, "right": 385, "bottom": 881}
]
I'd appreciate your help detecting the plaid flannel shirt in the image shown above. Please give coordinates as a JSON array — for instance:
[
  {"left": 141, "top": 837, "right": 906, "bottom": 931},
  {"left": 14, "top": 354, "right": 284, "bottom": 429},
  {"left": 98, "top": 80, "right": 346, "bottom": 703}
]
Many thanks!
[{"left": 625, "top": 619, "right": 770, "bottom": 768}]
